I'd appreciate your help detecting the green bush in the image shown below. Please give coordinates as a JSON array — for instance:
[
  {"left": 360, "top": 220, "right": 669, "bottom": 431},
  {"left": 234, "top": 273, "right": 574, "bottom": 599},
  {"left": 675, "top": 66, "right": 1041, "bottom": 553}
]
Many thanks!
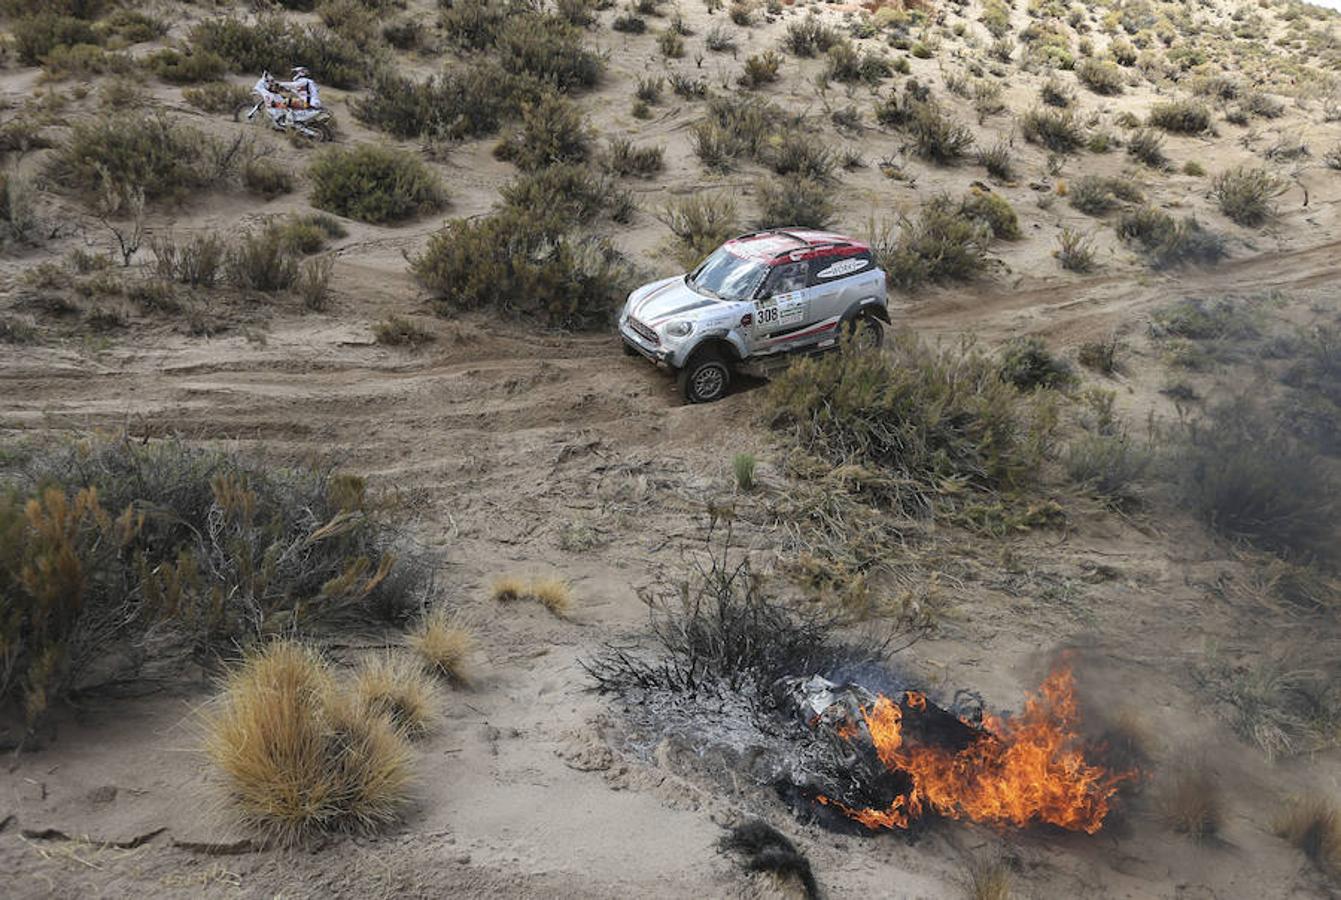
[
  {"left": 959, "top": 189, "right": 1020, "bottom": 240},
  {"left": 0, "top": 435, "right": 426, "bottom": 728},
  {"left": 767, "top": 130, "right": 834, "bottom": 181},
  {"left": 499, "top": 163, "right": 610, "bottom": 226},
  {"left": 882, "top": 196, "right": 993, "bottom": 289},
  {"left": 1068, "top": 175, "right": 1143, "bottom": 216},
  {"left": 494, "top": 12, "right": 602, "bottom": 91},
  {"left": 1148, "top": 99, "right": 1211, "bottom": 134},
  {"left": 440, "top": 0, "right": 516, "bottom": 50},
  {"left": 739, "top": 50, "right": 782, "bottom": 88},
  {"left": 1211, "top": 165, "right": 1283, "bottom": 227},
  {"left": 39, "top": 43, "right": 132, "bottom": 78},
  {"left": 227, "top": 228, "right": 300, "bottom": 292},
  {"left": 152, "top": 232, "right": 226, "bottom": 287},
  {"left": 908, "top": 101, "right": 975, "bottom": 164},
  {"left": 783, "top": 17, "right": 841, "bottom": 56},
  {"left": 1020, "top": 107, "right": 1085, "bottom": 153},
  {"left": 46, "top": 114, "right": 238, "bottom": 210},
  {"left": 660, "top": 193, "right": 738, "bottom": 265},
  {"left": 191, "top": 15, "right": 368, "bottom": 89},
  {"left": 1040, "top": 76, "right": 1073, "bottom": 108},
  {"left": 148, "top": 47, "right": 226, "bottom": 84},
  {"left": 183, "top": 80, "right": 253, "bottom": 113},
  {"left": 1066, "top": 431, "right": 1150, "bottom": 506},
  {"left": 243, "top": 158, "right": 294, "bottom": 199},
  {"left": 494, "top": 93, "right": 591, "bottom": 171},
  {"left": 411, "top": 208, "right": 634, "bottom": 330},
  {"left": 1176, "top": 399, "right": 1337, "bottom": 562},
  {"left": 612, "top": 13, "right": 646, "bottom": 32},
  {"left": 978, "top": 141, "right": 1015, "bottom": 180},
  {"left": 755, "top": 177, "right": 834, "bottom": 229},
  {"left": 1076, "top": 57, "right": 1124, "bottom": 94},
  {"left": 1056, "top": 227, "right": 1095, "bottom": 272},
  {"left": 764, "top": 330, "right": 1056, "bottom": 517},
  {"left": 308, "top": 144, "right": 446, "bottom": 224},
  {"left": 605, "top": 138, "right": 664, "bottom": 178},
  {"left": 353, "top": 66, "right": 513, "bottom": 141},
  {"left": 1126, "top": 128, "right": 1166, "bottom": 168},
  {"left": 998, "top": 336, "right": 1074, "bottom": 390},
  {"left": 12, "top": 13, "right": 98, "bottom": 66},
  {"left": 1116, "top": 207, "right": 1226, "bottom": 269},
  {"left": 826, "top": 41, "right": 890, "bottom": 84}
]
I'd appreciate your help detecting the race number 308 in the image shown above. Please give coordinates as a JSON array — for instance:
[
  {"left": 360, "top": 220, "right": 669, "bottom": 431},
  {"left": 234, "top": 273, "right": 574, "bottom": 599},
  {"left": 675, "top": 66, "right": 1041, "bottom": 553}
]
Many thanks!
[{"left": 755, "top": 306, "right": 780, "bottom": 326}]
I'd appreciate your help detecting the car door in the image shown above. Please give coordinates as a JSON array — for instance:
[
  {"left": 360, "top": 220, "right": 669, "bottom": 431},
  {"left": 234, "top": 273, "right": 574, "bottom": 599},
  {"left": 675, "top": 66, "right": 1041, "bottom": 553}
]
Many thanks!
[
  {"left": 809, "top": 253, "right": 875, "bottom": 324},
  {"left": 750, "top": 261, "right": 811, "bottom": 355}
]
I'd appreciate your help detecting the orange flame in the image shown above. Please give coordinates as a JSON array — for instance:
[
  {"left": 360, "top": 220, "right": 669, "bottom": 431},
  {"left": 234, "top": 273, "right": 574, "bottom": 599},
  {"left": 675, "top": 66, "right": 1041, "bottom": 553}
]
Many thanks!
[{"left": 825, "top": 666, "right": 1128, "bottom": 834}]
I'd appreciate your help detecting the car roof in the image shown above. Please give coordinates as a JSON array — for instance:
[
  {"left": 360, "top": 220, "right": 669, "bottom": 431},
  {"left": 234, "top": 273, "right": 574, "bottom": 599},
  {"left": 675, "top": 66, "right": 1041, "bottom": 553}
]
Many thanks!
[{"left": 722, "top": 229, "right": 870, "bottom": 267}]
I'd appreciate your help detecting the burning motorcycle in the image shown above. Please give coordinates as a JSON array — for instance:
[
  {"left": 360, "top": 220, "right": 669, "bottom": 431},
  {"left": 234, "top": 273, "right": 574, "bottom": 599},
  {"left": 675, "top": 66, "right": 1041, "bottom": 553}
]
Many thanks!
[{"left": 233, "top": 71, "right": 335, "bottom": 142}]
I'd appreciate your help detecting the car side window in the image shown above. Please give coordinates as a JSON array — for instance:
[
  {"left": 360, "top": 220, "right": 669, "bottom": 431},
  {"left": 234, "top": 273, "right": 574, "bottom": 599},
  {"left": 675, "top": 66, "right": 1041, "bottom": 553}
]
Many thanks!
[{"left": 763, "top": 262, "right": 807, "bottom": 298}]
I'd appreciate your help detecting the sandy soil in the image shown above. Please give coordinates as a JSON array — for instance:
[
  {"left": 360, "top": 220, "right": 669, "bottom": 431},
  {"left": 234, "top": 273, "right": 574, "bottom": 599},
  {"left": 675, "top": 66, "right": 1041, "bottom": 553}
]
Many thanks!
[{"left": 3, "top": 0, "right": 1341, "bottom": 896}]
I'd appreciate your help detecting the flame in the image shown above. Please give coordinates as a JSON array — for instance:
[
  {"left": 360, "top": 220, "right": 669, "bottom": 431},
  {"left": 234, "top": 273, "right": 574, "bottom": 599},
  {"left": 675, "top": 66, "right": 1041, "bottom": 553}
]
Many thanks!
[{"left": 824, "top": 666, "right": 1128, "bottom": 834}]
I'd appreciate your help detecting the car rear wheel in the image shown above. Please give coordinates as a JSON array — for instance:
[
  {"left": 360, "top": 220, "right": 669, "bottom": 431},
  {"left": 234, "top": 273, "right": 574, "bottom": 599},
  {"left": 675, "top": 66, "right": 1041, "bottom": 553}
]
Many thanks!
[
  {"left": 847, "top": 312, "right": 884, "bottom": 353},
  {"left": 678, "top": 349, "right": 731, "bottom": 404}
]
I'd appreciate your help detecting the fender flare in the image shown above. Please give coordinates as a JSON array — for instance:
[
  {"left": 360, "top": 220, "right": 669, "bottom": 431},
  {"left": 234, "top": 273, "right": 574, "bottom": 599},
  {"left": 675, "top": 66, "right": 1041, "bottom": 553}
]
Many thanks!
[
  {"left": 841, "top": 298, "right": 891, "bottom": 326},
  {"left": 681, "top": 331, "right": 746, "bottom": 366}
]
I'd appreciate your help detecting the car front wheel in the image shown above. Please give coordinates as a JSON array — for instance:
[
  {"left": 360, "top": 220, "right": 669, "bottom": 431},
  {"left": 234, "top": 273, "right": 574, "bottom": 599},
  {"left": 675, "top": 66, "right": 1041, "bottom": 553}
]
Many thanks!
[{"left": 678, "top": 349, "right": 732, "bottom": 403}]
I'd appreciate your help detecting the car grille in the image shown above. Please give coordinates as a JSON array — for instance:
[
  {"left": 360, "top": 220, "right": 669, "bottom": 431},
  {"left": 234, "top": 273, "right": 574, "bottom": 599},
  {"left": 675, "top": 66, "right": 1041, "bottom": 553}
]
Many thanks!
[{"left": 628, "top": 317, "right": 659, "bottom": 345}]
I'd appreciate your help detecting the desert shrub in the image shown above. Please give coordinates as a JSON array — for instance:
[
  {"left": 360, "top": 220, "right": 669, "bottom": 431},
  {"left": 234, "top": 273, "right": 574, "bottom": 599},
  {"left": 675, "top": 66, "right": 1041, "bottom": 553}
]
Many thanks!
[
  {"left": 660, "top": 193, "right": 738, "bottom": 263},
  {"left": 1211, "top": 165, "right": 1283, "bottom": 227},
  {"left": 407, "top": 611, "right": 472, "bottom": 681},
  {"left": 46, "top": 114, "right": 240, "bottom": 210},
  {"left": 1275, "top": 797, "right": 1341, "bottom": 875},
  {"left": 1238, "top": 90, "right": 1285, "bottom": 120},
  {"left": 1117, "top": 207, "right": 1226, "bottom": 268},
  {"left": 0, "top": 437, "right": 428, "bottom": 727},
  {"left": 670, "top": 72, "right": 708, "bottom": 99},
  {"left": 0, "top": 173, "right": 39, "bottom": 246},
  {"left": 908, "top": 102, "right": 975, "bottom": 163},
  {"left": 1069, "top": 175, "right": 1143, "bottom": 215},
  {"left": 1056, "top": 227, "right": 1095, "bottom": 272},
  {"left": 999, "top": 336, "right": 1073, "bottom": 390},
  {"left": 826, "top": 41, "right": 890, "bottom": 84},
  {"left": 308, "top": 144, "right": 445, "bottom": 224},
  {"left": 605, "top": 138, "right": 664, "bottom": 178},
  {"left": 728, "top": 0, "right": 753, "bottom": 25},
  {"left": 1175, "top": 398, "right": 1337, "bottom": 561},
  {"left": 690, "top": 94, "right": 776, "bottom": 170},
  {"left": 657, "top": 28, "right": 685, "bottom": 58},
  {"left": 243, "top": 158, "right": 294, "bottom": 200},
  {"left": 1076, "top": 57, "right": 1124, "bottom": 94},
  {"left": 1020, "top": 107, "right": 1085, "bottom": 153},
  {"left": 183, "top": 81, "right": 253, "bottom": 113},
  {"left": 296, "top": 256, "right": 334, "bottom": 311},
  {"left": 1126, "top": 127, "right": 1166, "bottom": 168},
  {"left": 499, "top": 163, "right": 609, "bottom": 226},
  {"left": 41, "top": 43, "right": 133, "bottom": 78},
  {"left": 586, "top": 544, "right": 878, "bottom": 698},
  {"left": 978, "top": 141, "right": 1015, "bottom": 180},
  {"left": 767, "top": 131, "right": 834, "bottom": 180},
  {"left": 98, "top": 9, "right": 167, "bottom": 43},
  {"left": 439, "top": 0, "right": 512, "bottom": 48},
  {"left": 148, "top": 47, "right": 226, "bottom": 84},
  {"left": 1158, "top": 769, "right": 1223, "bottom": 840},
  {"left": 1151, "top": 297, "right": 1262, "bottom": 343},
  {"left": 152, "top": 232, "right": 227, "bottom": 287},
  {"left": 960, "top": 189, "right": 1020, "bottom": 240},
  {"left": 1147, "top": 99, "right": 1211, "bottom": 134},
  {"left": 612, "top": 13, "right": 646, "bottom": 32},
  {"left": 1066, "top": 427, "right": 1150, "bottom": 505},
  {"left": 705, "top": 24, "right": 736, "bottom": 51},
  {"left": 227, "top": 228, "right": 300, "bottom": 292},
  {"left": 205, "top": 642, "right": 414, "bottom": 844},
  {"left": 882, "top": 196, "right": 993, "bottom": 289},
  {"left": 382, "top": 19, "right": 423, "bottom": 49},
  {"left": 635, "top": 76, "right": 663, "bottom": 104},
  {"left": 276, "top": 213, "right": 346, "bottom": 254},
  {"left": 732, "top": 453, "right": 756, "bottom": 491},
  {"left": 411, "top": 208, "right": 633, "bottom": 329},
  {"left": 12, "top": 13, "right": 99, "bottom": 66},
  {"left": 191, "top": 15, "right": 367, "bottom": 89},
  {"left": 782, "top": 16, "right": 841, "bottom": 57},
  {"left": 755, "top": 177, "right": 834, "bottom": 229},
  {"left": 764, "top": 330, "right": 1055, "bottom": 517},
  {"left": 373, "top": 315, "right": 436, "bottom": 348},
  {"left": 495, "top": 13, "right": 603, "bottom": 91},
  {"left": 353, "top": 67, "right": 512, "bottom": 141},
  {"left": 739, "top": 50, "right": 782, "bottom": 87},
  {"left": 495, "top": 93, "right": 591, "bottom": 171}
]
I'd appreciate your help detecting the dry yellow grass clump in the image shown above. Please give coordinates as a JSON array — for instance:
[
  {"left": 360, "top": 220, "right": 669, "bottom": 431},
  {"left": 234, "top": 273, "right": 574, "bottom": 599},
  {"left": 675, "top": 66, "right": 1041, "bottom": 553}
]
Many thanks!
[
  {"left": 353, "top": 653, "right": 441, "bottom": 738},
  {"left": 1275, "top": 795, "right": 1341, "bottom": 875},
  {"left": 967, "top": 859, "right": 1012, "bottom": 900},
  {"left": 1158, "top": 768, "right": 1223, "bottom": 840},
  {"left": 408, "top": 609, "right": 475, "bottom": 683},
  {"left": 205, "top": 641, "right": 414, "bottom": 845},
  {"left": 491, "top": 575, "right": 573, "bottom": 617}
]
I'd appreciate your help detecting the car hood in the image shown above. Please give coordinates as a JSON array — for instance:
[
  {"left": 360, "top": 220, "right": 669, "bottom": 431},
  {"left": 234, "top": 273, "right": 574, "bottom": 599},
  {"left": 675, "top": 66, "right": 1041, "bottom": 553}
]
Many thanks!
[{"left": 627, "top": 276, "right": 724, "bottom": 325}]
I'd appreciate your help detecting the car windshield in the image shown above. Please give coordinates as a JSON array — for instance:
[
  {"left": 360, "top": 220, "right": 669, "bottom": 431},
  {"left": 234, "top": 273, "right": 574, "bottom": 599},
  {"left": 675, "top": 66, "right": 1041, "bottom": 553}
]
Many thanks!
[{"left": 687, "top": 247, "right": 768, "bottom": 302}]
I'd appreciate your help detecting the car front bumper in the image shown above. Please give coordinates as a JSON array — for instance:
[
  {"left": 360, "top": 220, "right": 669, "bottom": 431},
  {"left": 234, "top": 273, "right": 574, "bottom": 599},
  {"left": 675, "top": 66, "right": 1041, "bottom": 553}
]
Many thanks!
[{"left": 619, "top": 319, "right": 676, "bottom": 367}]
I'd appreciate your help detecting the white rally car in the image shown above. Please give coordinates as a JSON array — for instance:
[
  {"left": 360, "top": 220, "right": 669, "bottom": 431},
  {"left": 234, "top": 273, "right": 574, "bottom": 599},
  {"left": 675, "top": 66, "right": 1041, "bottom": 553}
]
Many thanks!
[{"left": 618, "top": 229, "right": 889, "bottom": 402}]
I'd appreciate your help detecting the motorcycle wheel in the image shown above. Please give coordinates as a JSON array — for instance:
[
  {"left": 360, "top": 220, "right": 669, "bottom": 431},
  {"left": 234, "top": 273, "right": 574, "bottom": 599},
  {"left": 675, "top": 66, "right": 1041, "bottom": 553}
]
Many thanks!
[{"left": 309, "top": 121, "right": 334, "bottom": 143}]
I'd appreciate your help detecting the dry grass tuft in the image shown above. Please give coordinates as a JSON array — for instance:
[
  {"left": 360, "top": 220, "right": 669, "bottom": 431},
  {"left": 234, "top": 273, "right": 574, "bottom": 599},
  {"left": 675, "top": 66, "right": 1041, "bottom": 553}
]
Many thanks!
[
  {"left": 1275, "top": 795, "right": 1341, "bottom": 875},
  {"left": 1158, "top": 767, "right": 1222, "bottom": 840},
  {"left": 490, "top": 575, "right": 529, "bottom": 603},
  {"left": 205, "top": 641, "right": 413, "bottom": 845},
  {"left": 530, "top": 576, "right": 574, "bottom": 617},
  {"left": 967, "top": 858, "right": 1012, "bottom": 900},
  {"left": 353, "top": 654, "right": 441, "bottom": 738},
  {"left": 408, "top": 610, "right": 475, "bottom": 683}
]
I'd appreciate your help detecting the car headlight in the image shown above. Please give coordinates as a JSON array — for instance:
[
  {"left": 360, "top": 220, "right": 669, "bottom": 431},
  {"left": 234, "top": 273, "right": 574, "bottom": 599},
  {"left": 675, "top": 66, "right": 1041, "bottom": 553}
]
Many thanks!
[{"left": 663, "top": 320, "right": 693, "bottom": 338}]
